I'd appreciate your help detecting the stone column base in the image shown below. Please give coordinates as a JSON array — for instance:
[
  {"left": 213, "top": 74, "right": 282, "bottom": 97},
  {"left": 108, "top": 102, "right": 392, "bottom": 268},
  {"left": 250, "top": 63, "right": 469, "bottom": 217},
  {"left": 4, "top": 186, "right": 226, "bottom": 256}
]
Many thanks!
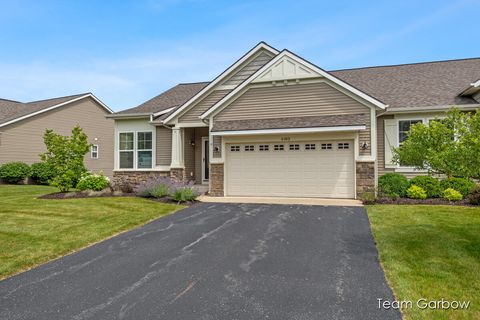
[
  {"left": 170, "top": 167, "right": 185, "bottom": 182},
  {"left": 112, "top": 171, "right": 169, "bottom": 191},
  {"left": 210, "top": 163, "right": 224, "bottom": 196},
  {"left": 356, "top": 161, "right": 375, "bottom": 197}
]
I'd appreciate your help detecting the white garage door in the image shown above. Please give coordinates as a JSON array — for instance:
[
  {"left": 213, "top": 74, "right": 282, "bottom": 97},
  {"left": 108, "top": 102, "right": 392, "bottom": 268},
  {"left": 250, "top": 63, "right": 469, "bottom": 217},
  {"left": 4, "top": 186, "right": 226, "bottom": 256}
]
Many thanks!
[{"left": 226, "top": 140, "right": 355, "bottom": 198}]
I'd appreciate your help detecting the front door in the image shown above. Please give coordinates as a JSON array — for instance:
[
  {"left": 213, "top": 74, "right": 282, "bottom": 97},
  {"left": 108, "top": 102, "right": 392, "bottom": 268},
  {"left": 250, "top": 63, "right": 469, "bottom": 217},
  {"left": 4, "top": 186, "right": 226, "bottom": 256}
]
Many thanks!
[{"left": 201, "top": 137, "right": 209, "bottom": 182}]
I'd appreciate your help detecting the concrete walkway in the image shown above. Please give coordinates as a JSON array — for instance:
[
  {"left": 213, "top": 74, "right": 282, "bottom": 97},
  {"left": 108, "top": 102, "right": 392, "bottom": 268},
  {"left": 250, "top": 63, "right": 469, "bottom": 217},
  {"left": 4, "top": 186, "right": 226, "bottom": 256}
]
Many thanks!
[{"left": 198, "top": 195, "right": 363, "bottom": 206}]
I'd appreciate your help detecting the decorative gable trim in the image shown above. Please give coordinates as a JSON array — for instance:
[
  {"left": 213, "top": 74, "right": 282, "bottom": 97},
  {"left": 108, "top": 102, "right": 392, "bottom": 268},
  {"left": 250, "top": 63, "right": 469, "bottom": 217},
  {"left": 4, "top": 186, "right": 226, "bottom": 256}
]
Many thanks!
[
  {"left": 162, "top": 42, "right": 279, "bottom": 124},
  {"left": 200, "top": 50, "right": 387, "bottom": 120}
]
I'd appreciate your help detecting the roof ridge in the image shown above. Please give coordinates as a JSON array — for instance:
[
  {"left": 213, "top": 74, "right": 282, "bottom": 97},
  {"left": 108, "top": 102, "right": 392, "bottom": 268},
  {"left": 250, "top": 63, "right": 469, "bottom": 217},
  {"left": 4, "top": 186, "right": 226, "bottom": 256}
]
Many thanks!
[
  {"left": 26, "top": 92, "right": 90, "bottom": 104},
  {"left": 329, "top": 57, "right": 480, "bottom": 72}
]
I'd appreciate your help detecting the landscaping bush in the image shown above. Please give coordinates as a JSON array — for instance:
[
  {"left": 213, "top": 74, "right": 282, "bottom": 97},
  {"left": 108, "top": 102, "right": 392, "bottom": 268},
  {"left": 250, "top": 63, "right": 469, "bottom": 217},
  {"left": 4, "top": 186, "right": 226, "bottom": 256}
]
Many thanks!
[
  {"left": 468, "top": 185, "right": 480, "bottom": 205},
  {"left": 30, "top": 162, "right": 57, "bottom": 185},
  {"left": 408, "top": 176, "right": 442, "bottom": 198},
  {"left": 358, "top": 189, "right": 376, "bottom": 204},
  {"left": 171, "top": 187, "right": 197, "bottom": 202},
  {"left": 76, "top": 172, "right": 110, "bottom": 191},
  {"left": 440, "top": 177, "right": 476, "bottom": 197},
  {"left": 406, "top": 185, "right": 427, "bottom": 199},
  {"left": 134, "top": 176, "right": 178, "bottom": 198},
  {"left": 443, "top": 188, "right": 463, "bottom": 201},
  {"left": 378, "top": 173, "right": 409, "bottom": 198},
  {"left": 0, "top": 162, "right": 30, "bottom": 184}
]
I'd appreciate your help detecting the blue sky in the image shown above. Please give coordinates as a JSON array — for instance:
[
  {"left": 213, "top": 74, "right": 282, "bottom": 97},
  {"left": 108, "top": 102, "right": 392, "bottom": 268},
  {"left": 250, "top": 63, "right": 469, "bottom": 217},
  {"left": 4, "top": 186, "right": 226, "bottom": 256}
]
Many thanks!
[{"left": 0, "top": 0, "right": 479, "bottom": 111}]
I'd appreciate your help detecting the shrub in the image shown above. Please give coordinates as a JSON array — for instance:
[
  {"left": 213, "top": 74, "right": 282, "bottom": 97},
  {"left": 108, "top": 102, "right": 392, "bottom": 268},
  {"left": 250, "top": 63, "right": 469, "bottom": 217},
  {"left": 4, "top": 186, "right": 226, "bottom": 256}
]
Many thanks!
[
  {"left": 30, "top": 162, "right": 57, "bottom": 185},
  {"left": 440, "top": 177, "right": 476, "bottom": 197},
  {"left": 378, "top": 173, "right": 409, "bottom": 198},
  {"left": 171, "top": 187, "right": 197, "bottom": 202},
  {"left": 443, "top": 188, "right": 463, "bottom": 201},
  {"left": 134, "top": 176, "right": 178, "bottom": 198},
  {"left": 468, "top": 185, "right": 480, "bottom": 205},
  {"left": 0, "top": 162, "right": 30, "bottom": 184},
  {"left": 76, "top": 172, "right": 110, "bottom": 191},
  {"left": 406, "top": 185, "right": 427, "bottom": 199},
  {"left": 409, "top": 176, "right": 442, "bottom": 198},
  {"left": 359, "top": 189, "right": 376, "bottom": 204}
]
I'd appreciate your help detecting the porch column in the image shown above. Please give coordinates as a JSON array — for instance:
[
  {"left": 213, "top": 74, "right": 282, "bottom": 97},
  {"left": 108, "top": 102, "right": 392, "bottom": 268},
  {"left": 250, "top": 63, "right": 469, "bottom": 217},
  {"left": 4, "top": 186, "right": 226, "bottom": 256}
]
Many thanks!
[{"left": 170, "top": 127, "right": 184, "bottom": 168}]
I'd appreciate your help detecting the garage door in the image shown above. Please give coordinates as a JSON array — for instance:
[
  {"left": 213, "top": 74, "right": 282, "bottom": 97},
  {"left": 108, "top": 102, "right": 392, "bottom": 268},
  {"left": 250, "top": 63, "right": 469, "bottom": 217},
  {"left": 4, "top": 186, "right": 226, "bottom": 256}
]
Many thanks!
[{"left": 226, "top": 140, "right": 355, "bottom": 198}]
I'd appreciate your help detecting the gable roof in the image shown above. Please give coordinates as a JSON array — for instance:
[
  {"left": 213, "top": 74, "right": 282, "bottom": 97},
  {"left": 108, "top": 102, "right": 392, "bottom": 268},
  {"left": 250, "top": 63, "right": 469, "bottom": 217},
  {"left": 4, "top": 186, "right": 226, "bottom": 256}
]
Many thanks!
[
  {"left": 331, "top": 58, "right": 480, "bottom": 109},
  {"left": 0, "top": 93, "right": 113, "bottom": 128}
]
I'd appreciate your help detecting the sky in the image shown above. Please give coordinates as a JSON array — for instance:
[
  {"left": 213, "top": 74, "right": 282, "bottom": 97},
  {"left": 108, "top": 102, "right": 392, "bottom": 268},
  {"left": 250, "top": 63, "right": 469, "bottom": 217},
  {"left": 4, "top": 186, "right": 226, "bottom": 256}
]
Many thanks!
[{"left": 0, "top": 0, "right": 479, "bottom": 111}]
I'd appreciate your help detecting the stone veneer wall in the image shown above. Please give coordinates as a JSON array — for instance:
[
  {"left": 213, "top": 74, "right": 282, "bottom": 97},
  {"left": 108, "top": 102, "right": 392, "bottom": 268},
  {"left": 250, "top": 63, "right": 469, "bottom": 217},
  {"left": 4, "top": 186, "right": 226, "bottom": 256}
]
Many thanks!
[
  {"left": 210, "top": 163, "right": 224, "bottom": 196},
  {"left": 170, "top": 168, "right": 185, "bottom": 181},
  {"left": 356, "top": 161, "right": 375, "bottom": 197},
  {"left": 112, "top": 171, "right": 169, "bottom": 190}
]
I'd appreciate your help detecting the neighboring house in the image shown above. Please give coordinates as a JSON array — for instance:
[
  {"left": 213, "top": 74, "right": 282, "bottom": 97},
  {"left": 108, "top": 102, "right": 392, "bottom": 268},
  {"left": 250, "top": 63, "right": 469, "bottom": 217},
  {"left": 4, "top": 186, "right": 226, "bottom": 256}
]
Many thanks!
[
  {"left": 0, "top": 93, "right": 115, "bottom": 177},
  {"left": 108, "top": 42, "right": 480, "bottom": 199}
]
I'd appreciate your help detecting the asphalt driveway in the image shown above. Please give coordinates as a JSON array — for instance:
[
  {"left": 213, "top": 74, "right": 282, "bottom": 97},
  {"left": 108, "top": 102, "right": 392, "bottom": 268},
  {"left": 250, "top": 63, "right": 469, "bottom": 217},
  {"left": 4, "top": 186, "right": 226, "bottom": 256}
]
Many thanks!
[{"left": 0, "top": 203, "right": 400, "bottom": 320}]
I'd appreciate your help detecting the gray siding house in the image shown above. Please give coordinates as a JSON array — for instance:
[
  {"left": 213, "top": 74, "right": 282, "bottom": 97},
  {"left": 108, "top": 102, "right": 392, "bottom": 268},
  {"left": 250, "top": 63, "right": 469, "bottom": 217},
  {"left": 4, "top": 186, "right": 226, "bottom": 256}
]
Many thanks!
[
  {"left": 0, "top": 93, "right": 115, "bottom": 177},
  {"left": 108, "top": 42, "right": 480, "bottom": 198}
]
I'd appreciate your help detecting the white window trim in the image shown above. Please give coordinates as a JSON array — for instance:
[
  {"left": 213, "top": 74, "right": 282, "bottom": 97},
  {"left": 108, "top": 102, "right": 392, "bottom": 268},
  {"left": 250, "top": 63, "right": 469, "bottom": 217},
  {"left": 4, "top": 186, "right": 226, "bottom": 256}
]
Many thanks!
[
  {"left": 91, "top": 144, "right": 99, "bottom": 159},
  {"left": 118, "top": 130, "right": 154, "bottom": 170}
]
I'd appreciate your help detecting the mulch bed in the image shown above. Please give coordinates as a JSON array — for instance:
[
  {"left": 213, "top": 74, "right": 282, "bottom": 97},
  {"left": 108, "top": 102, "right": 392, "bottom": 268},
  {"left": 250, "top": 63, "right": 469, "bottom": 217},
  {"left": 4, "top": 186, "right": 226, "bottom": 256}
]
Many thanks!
[
  {"left": 373, "top": 197, "right": 474, "bottom": 206},
  {"left": 38, "top": 191, "right": 199, "bottom": 206}
]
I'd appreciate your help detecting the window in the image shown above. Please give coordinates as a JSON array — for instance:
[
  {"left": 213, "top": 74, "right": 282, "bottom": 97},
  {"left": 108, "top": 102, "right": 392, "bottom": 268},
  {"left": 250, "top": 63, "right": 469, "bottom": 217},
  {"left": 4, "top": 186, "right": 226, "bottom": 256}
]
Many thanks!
[
  {"left": 274, "top": 144, "right": 284, "bottom": 151},
  {"left": 259, "top": 145, "right": 269, "bottom": 151},
  {"left": 244, "top": 145, "right": 255, "bottom": 151},
  {"left": 321, "top": 143, "right": 332, "bottom": 150},
  {"left": 289, "top": 144, "right": 300, "bottom": 151},
  {"left": 338, "top": 142, "right": 349, "bottom": 150},
  {"left": 118, "top": 131, "right": 153, "bottom": 169},
  {"left": 91, "top": 145, "right": 99, "bottom": 159},
  {"left": 230, "top": 145, "right": 240, "bottom": 152},
  {"left": 119, "top": 132, "right": 134, "bottom": 169},
  {"left": 137, "top": 132, "right": 153, "bottom": 169},
  {"left": 305, "top": 143, "right": 316, "bottom": 150},
  {"left": 398, "top": 120, "right": 422, "bottom": 143}
]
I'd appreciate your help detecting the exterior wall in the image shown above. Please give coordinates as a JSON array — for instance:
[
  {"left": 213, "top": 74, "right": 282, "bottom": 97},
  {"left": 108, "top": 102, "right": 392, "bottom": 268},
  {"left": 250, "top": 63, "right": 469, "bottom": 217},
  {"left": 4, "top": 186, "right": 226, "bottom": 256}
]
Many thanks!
[
  {"left": 356, "top": 161, "right": 375, "bottom": 197},
  {"left": 194, "top": 127, "right": 209, "bottom": 183},
  {"left": 0, "top": 97, "right": 114, "bottom": 177},
  {"left": 112, "top": 171, "right": 168, "bottom": 190},
  {"left": 221, "top": 50, "right": 274, "bottom": 86},
  {"left": 178, "top": 90, "right": 231, "bottom": 123},
  {"left": 156, "top": 126, "right": 172, "bottom": 166},
  {"left": 210, "top": 163, "right": 224, "bottom": 196},
  {"left": 183, "top": 127, "right": 196, "bottom": 180},
  {"left": 376, "top": 114, "right": 395, "bottom": 177}
]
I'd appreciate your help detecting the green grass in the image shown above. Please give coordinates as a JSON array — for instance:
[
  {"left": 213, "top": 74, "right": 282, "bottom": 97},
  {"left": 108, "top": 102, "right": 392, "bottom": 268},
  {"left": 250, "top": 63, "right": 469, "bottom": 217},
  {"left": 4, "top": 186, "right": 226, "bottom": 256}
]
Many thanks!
[
  {"left": 0, "top": 185, "right": 184, "bottom": 279},
  {"left": 367, "top": 205, "right": 480, "bottom": 320}
]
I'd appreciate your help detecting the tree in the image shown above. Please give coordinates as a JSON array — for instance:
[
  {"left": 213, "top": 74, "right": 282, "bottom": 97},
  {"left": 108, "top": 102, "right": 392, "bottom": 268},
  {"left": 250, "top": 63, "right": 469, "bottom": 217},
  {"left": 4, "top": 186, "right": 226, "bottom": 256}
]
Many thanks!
[
  {"left": 41, "top": 125, "right": 90, "bottom": 192},
  {"left": 393, "top": 108, "right": 480, "bottom": 179}
]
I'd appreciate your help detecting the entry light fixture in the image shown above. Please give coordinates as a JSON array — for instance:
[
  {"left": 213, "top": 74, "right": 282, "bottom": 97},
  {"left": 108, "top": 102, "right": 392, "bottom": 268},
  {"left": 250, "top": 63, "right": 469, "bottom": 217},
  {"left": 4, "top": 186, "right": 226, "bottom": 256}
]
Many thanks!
[{"left": 361, "top": 142, "right": 369, "bottom": 150}]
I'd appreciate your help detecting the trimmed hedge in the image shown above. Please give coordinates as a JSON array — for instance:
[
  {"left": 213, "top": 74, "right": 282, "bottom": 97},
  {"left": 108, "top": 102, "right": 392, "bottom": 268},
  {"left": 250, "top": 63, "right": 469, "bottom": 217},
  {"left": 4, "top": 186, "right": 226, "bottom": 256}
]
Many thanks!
[
  {"left": 30, "top": 162, "right": 57, "bottom": 185},
  {"left": 440, "top": 178, "right": 476, "bottom": 198},
  {"left": 409, "top": 176, "right": 442, "bottom": 198},
  {"left": 378, "top": 173, "right": 409, "bottom": 198},
  {"left": 0, "top": 162, "right": 30, "bottom": 184}
]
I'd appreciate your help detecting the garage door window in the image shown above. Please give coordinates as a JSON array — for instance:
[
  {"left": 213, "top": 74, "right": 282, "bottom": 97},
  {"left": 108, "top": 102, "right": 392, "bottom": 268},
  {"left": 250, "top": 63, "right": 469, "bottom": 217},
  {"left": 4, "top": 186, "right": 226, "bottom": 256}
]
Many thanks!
[
  {"left": 259, "top": 145, "right": 269, "bottom": 151},
  {"left": 305, "top": 143, "right": 316, "bottom": 150},
  {"left": 321, "top": 143, "right": 332, "bottom": 150},
  {"left": 338, "top": 142, "right": 350, "bottom": 150},
  {"left": 230, "top": 145, "right": 240, "bottom": 152},
  {"left": 289, "top": 144, "right": 300, "bottom": 151},
  {"left": 274, "top": 144, "right": 284, "bottom": 151},
  {"left": 244, "top": 145, "right": 255, "bottom": 152}
]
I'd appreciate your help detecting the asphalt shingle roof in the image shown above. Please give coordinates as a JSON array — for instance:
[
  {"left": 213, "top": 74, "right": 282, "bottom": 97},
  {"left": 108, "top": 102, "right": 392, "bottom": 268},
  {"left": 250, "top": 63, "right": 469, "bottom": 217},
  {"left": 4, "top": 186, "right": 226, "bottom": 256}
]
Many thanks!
[
  {"left": 117, "top": 57, "right": 480, "bottom": 117},
  {"left": 0, "top": 93, "right": 88, "bottom": 126}
]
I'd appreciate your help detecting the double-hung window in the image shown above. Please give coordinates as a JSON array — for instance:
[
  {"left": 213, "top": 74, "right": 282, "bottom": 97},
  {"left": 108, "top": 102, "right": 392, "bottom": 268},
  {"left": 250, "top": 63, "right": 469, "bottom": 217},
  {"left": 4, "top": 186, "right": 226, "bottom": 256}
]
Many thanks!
[
  {"left": 398, "top": 120, "right": 422, "bottom": 144},
  {"left": 91, "top": 145, "right": 99, "bottom": 159},
  {"left": 118, "top": 131, "right": 153, "bottom": 169}
]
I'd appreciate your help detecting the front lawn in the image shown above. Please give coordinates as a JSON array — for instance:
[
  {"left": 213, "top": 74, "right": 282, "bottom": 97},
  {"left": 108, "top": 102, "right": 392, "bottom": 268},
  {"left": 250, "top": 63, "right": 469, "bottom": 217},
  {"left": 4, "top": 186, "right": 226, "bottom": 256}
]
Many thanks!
[
  {"left": 367, "top": 205, "right": 480, "bottom": 320},
  {"left": 0, "top": 185, "right": 183, "bottom": 280}
]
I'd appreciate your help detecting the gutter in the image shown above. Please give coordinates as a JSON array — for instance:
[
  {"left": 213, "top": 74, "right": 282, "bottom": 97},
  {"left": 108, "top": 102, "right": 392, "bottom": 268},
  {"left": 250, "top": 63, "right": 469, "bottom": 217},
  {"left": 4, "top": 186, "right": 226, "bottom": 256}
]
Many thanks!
[
  {"left": 378, "top": 104, "right": 480, "bottom": 115},
  {"left": 106, "top": 113, "right": 151, "bottom": 119}
]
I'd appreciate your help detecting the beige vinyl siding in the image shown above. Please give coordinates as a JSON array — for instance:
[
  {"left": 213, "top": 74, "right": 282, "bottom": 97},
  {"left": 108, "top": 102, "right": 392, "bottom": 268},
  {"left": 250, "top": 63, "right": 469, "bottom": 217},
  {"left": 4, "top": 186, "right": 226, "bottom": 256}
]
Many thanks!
[
  {"left": 359, "top": 113, "right": 371, "bottom": 156},
  {"left": 213, "top": 136, "right": 222, "bottom": 158},
  {"left": 0, "top": 97, "right": 114, "bottom": 177},
  {"left": 377, "top": 115, "right": 395, "bottom": 176},
  {"left": 222, "top": 51, "right": 274, "bottom": 86},
  {"left": 155, "top": 126, "right": 172, "bottom": 166},
  {"left": 215, "top": 82, "right": 371, "bottom": 120},
  {"left": 179, "top": 90, "right": 231, "bottom": 123}
]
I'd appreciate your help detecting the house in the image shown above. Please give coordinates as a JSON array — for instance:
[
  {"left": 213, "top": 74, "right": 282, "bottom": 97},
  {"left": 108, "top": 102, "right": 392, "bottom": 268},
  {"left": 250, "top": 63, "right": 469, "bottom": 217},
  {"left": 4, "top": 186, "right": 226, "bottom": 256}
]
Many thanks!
[
  {"left": 0, "top": 93, "right": 115, "bottom": 177},
  {"left": 108, "top": 42, "right": 480, "bottom": 198}
]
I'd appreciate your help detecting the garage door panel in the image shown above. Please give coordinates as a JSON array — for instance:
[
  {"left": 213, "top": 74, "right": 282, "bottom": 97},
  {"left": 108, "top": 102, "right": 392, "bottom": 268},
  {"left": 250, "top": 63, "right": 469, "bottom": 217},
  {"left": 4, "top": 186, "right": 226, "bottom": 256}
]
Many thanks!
[{"left": 226, "top": 140, "right": 355, "bottom": 198}]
